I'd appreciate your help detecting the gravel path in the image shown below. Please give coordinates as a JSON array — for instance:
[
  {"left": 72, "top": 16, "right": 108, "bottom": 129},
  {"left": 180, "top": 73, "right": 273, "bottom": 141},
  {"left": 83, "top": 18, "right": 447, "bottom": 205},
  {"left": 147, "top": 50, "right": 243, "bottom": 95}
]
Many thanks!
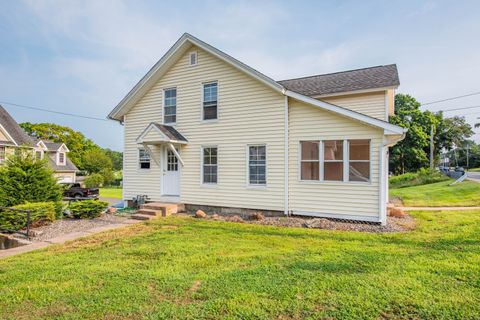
[{"left": 31, "top": 214, "right": 130, "bottom": 241}]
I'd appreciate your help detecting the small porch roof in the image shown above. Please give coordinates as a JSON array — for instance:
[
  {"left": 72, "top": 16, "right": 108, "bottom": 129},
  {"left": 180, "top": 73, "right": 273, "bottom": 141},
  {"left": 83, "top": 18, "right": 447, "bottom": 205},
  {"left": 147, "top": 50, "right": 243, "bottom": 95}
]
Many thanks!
[{"left": 136, "top": 122, "right": 188, "bottom": 145}]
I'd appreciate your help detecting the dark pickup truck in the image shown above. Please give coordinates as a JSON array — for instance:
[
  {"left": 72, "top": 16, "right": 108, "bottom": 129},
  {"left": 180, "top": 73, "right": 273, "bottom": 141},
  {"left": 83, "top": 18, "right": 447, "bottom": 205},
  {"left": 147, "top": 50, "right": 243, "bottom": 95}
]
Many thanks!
[{"left": 62, "top": 183, "right": 99, "bottom": 200}]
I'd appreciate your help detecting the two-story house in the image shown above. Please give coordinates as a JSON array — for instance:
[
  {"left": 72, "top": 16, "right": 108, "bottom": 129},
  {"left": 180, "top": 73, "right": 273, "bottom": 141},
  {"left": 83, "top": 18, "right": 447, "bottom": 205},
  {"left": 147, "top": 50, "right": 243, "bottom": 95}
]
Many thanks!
[
  {"left": 0, "top": 105, "right": 77, "bottom": 183},
  {"left": 108, "top": 33, "right": 406, "bottom": 224}
]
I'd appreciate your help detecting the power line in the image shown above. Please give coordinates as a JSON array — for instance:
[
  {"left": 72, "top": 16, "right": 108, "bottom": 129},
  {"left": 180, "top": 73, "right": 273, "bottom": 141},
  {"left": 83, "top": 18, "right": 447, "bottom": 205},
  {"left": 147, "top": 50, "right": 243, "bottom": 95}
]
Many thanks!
[
  {"left": 442, "top": 105, "right": 480, "bottom": 112},
  {"left": 421, "top": 91, "right": 480, "bottom": 106},
  {"left": 0, "top": 100, "right": 109, "bottom": 122}
]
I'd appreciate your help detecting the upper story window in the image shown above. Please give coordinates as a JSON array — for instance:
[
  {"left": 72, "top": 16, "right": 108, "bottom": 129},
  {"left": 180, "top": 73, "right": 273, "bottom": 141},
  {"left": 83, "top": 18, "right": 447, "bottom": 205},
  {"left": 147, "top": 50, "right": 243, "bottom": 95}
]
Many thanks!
[
  {"left": 202, "top": 82, "right": 218, "bottom": 121},
  {"left": 248, "top": 145, "right": 266, "bottom": 185},
  {"left": 202, "top": 147, "right": 217, "bottom": 184},
  {"left": 58, "top": 152, "right": 66, "bottom": 165},
  {"left": 139, "top": 149, "right": 151, "bottom": 169},
  {"left": 164, "top": 88, "right": 177, "bottom": 124},
  {"left": 0, "top": 147, "right": 5, "bottom": 164},
  {"left": 189, "top": 51, "right": 198, "bottom": 66}
]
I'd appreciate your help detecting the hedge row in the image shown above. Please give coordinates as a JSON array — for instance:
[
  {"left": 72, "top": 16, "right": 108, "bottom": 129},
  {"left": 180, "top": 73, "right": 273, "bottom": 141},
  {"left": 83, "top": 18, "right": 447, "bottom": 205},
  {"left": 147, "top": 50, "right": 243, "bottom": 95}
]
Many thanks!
[
  {"left": 69, "top": 200, "right": 109, "bottom": 219},
  {"left": 0, "top": 202, "right": 58, "bottom": 231}
]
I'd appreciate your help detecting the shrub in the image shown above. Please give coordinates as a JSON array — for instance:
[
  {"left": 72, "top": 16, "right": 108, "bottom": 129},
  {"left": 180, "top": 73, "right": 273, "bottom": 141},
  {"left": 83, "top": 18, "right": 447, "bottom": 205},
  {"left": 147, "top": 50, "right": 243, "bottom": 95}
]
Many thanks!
[
  {"left": 390, "top": 168, "right": 450, "bottom": 189},
  {"left": 0, "top": 202, "right": 57, "bottom": 231},
  {"left": 69, "top": 200, "right": 108, "bottom": 219},
  {"left": 0, "top": 152, "right": 62, "bottom": 207},
  {"left": 99, "top": 168, "right": 115, "bottom": 186},
  {"left": 84, "top": 173, "right": 104, "bottom": 188}
]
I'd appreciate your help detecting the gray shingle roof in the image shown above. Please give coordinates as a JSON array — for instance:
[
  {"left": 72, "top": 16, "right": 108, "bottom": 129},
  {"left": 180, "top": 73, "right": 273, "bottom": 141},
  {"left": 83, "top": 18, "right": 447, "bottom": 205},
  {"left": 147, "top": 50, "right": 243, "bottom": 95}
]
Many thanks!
[
  {"left": 46, "top": 153, "right": 78, "bottom": 172},
  {"left": 152, "top": 123, "right": 188, "bottom": 142},
  {"left": 0, "top": 105, "right": 34, "bottom": 147},
  {"left": 278, "top": 64, "right": 399, "bottom": 97}
]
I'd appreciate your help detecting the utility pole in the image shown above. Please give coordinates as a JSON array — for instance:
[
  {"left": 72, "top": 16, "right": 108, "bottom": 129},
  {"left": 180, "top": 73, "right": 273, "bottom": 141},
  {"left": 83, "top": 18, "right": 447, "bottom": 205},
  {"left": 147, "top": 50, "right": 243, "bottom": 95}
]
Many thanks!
[
  {"left": 466, "top": 146, "right": 470, "bottom": 169},
  {"left": 430, "top": 124, "right": 434, "bottom": 172}
]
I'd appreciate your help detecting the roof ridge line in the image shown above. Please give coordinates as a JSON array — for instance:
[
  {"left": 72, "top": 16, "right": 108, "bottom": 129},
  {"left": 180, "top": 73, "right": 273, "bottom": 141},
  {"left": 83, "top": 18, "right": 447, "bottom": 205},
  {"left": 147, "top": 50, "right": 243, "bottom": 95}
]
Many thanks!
[{"left": 277, "top": 64, "right": 397, "bottom": 83}]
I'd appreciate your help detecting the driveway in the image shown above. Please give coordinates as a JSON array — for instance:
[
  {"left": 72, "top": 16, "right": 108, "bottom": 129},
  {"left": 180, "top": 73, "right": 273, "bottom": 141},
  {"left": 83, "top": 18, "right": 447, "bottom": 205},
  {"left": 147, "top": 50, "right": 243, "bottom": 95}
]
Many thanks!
[{"left": 467, "top": 171, "right": 480, "bottom": 183}]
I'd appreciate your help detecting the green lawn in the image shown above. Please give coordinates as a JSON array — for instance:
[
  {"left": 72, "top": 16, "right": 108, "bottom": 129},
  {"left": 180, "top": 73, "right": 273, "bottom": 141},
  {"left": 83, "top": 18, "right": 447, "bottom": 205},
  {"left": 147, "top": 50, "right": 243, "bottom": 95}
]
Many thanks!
[
  {"left": 1, "top": 211, "right": 480, "bottom": 319},
  {"left": 469, "top": 168, "right": 480, "bottom": 172},
  {"left": 99, "top": 187, "right": 122, "bottom": 199},
  {"left": 390, "top": 180, "right": 480, "bottom": 207}
]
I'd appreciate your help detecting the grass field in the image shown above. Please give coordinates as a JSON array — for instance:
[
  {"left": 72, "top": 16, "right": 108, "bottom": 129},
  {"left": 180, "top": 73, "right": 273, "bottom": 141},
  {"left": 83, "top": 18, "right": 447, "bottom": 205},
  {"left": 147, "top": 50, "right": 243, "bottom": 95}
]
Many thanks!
[
  {"left": 1, "top": 211, "right": 479, "bottom": 319},
  {"left": 99, "top": 187, "right": 122, "bottom": 199},
  {"left": 390, "top": 180, "right": 480, "bottom": 207},
  {"left": 469, "top": 168, "right": 480, "bottom": 172}
]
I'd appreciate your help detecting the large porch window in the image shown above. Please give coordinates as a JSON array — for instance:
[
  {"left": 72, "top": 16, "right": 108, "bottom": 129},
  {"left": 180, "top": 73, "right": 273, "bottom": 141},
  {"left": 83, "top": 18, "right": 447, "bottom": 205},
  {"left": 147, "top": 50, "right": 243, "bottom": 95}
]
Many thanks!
[{"left": 300, "top": 139, "right": 371, "bottom": 182}]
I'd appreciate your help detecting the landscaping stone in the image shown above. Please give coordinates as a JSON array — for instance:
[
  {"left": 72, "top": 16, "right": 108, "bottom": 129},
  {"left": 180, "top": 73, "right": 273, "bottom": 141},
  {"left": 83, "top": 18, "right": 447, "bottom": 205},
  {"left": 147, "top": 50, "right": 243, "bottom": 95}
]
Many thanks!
[
  {"left": 388, "top": 207, "right": 406, "bottom": 218},
  {"left": 303, "top": 218, "right": 333, "bottom": 229},
  {"left": 210, "top": 214, "right": 220, "bottom": 220},
  {"left": 250, "top": 212, "right": 265, "bottom": 221},
  {"left": 195, "top": 210, "right": 207, "bottom": 218},
  {"left": 226, "top": 215, "right": 244, "bottom": 223}
]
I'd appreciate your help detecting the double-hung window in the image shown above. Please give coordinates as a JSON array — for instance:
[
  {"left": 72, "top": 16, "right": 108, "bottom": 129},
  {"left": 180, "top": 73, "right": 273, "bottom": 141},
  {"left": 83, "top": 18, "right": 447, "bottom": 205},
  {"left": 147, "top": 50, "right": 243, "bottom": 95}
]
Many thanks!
[
  {"left": 58, "top": 152, "right": 66, "bottom": 165},
  {"left": 0, "top": 147, "right": 5, "bottom": 164},
  {"left": 300, "top": 140, "right": 370, "bottom": 182},
  {"left": 139, "top": 149, "right": 151, "bottom": 169},
  {"left": 202, "top": 147, "right": 217, "bottom": 184},
  {"left": 248, "top": 145, "right": 266, "bottom": 185},
  {"left": 202, "top": 82, "right": 218, "bottom": 120},
  {"left": 164, "top": 88, "right": 176, "bottom": 124},
  {"left": 36, "top": 151, "right": 43, "bottom": 160}
]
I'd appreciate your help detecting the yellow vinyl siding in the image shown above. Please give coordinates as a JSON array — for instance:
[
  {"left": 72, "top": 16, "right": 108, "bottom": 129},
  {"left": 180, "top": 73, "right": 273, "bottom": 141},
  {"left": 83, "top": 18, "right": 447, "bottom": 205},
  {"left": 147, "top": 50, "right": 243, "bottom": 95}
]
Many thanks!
[
  {"left": 124, "top": 45, "right": 286, "bottom": 211},
  {"left": 321, "top": 91, "right": 387, "bottom": 121},
  {"left": 288, "top": 98, "right": 383, "bottom": 219},
  {"left": 387, "top": 89, "right": 395, "bottom": 116}
]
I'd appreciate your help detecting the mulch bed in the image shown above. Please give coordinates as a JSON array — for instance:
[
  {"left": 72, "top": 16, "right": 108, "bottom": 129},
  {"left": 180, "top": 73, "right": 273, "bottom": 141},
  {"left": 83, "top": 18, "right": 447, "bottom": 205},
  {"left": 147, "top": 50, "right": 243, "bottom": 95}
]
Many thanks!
[{"left": 191, "top": 212, "right": 416, "bottom": 233}]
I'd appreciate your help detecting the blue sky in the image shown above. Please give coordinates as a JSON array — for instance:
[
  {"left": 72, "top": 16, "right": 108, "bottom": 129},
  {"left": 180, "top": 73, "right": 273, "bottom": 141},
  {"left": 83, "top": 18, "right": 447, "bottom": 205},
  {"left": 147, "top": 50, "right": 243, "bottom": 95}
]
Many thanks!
[{"left": 1, "top": 0, "right": 479, "bottom": 150}]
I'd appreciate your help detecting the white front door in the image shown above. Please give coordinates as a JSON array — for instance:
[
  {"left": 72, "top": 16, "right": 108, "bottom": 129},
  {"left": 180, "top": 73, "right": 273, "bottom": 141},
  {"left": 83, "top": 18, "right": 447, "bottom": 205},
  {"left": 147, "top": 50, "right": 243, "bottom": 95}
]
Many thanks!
[{"left": 162, "top": 148, "right": 180, "bottom": 196}]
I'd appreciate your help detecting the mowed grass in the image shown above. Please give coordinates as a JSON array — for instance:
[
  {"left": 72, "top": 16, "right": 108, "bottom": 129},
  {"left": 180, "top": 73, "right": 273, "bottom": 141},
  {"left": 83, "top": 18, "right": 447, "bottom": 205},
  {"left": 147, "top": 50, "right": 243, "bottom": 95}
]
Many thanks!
[
  {"left": 1, "top": 211, "right": 480, "bottom": 319},
  {"left": 390, "top": 180, "right": 480, "bottom": 207},
  {"left": 99, "top": 187, "right": 122, "bottom": 199}
]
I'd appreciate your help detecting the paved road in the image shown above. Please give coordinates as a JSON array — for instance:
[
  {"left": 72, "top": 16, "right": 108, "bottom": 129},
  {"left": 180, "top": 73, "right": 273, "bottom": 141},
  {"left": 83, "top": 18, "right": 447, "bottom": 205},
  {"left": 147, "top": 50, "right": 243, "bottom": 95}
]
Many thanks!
[{"left": 467, "top": 171, "right": 480, "bottom": 183}]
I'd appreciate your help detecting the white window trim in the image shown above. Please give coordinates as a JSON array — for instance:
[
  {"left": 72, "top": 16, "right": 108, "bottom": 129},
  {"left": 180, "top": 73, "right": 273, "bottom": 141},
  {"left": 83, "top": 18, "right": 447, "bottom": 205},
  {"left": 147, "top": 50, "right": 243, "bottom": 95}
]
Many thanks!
[
  {"left": 299, "top": 140, "right": 320, "bottom": 182},
  {"left": 189, "top": 51, "right": 198, "bottom": 66},
  {"left": 162, "top": 87, "right": 177, "bottom": 126},
  {"left": 35, "top": 150, "right": 43, "bottom": 160},
  {"left": 298, "top": 139, "right": 372, "bottom": 185},
  {"left": 201, "top": 81, "right": 219, "bottom": 123},
  {"left": 0, "top": 146, "right": 5, "bottom": 164},
  {"left": 200, "top": 145, "right": 218, "bottom": 187},
  {"left": 57, "top": 152, "right": 66, "bottom": 166},
  {"left": 138, "top": 148, "right": 151, "bottom": 170},
  {"left": 246, "top": 144, "right": 267, "bottom": 188}
]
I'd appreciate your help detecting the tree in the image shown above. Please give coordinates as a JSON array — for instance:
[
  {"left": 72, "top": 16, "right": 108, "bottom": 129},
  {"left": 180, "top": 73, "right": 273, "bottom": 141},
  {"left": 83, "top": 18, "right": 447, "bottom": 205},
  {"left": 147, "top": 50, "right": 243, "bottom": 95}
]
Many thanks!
[
  {"left": 389, "top": 94, "right": 437, "bottom": 174},
  {"left": 389, "top": 94, "right": 474, "bottom": 174},
  {"left": 0, "top": 152, "right": 62, "bottom": 207},
  {"left": 103, "top": 148, "right": 123, "bottom": 171},
  {"left": 84, "top": 173, "right": 104, "bottom": 188},
  {"left": 20, "top": 122, "right": 100, "bottom": 169},
  {"left": 82, "top": 149, "right": 113, "bottom": 174}
]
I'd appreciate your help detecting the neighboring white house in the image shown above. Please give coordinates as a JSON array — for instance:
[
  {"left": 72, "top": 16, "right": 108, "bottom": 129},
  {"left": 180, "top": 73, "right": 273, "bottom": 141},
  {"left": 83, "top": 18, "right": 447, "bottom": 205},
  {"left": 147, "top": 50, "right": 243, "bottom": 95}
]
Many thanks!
[
  {"left": 108, "top": 33, "right": 406, "bottom": 224},
  {"left": 0, "top": 105, "right": 77, "bottom": 183}
]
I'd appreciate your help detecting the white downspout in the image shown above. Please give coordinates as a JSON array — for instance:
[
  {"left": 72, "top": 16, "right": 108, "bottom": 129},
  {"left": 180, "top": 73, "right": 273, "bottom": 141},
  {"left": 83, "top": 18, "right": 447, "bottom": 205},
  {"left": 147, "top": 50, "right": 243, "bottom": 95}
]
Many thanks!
[{"left": 284, "top": 94, "right": 289, "bottom": 216}]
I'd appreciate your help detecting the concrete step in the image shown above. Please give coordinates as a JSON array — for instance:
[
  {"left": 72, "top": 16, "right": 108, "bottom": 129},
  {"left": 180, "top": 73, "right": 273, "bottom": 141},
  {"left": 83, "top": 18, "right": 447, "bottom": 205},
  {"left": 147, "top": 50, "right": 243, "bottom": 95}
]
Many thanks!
[
  {"left": 140, "top": 202, "right": 184, "bottom": 216},
  {"left": 137, "top": 209, "right": 160, "bottom": 216},
  {"left": 130, "top": 214, "right": 153, "bottom": 221}
]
